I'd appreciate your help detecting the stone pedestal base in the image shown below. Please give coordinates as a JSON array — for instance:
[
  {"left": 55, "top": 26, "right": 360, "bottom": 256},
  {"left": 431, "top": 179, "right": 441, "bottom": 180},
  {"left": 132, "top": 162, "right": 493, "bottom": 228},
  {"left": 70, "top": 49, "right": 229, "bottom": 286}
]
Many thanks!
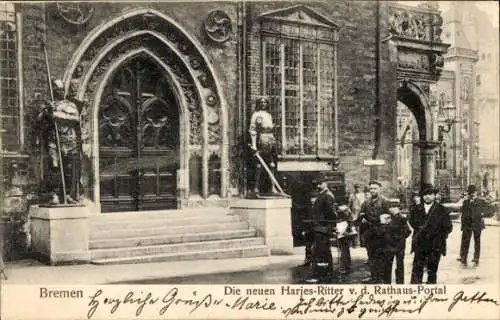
[
  {"left": 29, "top": 205, "right": 90, "bottom": 265},
  {"left": 230, "top": 198, "right": 293, "bottom": 255}
]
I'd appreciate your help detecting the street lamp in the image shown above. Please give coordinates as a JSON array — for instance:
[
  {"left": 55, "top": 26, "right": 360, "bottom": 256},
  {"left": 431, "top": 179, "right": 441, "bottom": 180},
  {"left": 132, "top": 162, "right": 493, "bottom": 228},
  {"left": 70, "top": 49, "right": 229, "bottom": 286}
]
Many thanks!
[{"left": 437, "top": 98, "right": 457, "bottom": 141}]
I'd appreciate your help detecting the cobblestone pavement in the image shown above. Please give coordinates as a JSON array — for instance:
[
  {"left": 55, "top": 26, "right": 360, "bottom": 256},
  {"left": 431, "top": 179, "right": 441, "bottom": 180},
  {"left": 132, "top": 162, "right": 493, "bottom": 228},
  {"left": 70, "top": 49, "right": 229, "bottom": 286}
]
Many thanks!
[
  {"left": 3, "top": 222, "right": 498, "bottom": 285},
  {"left": 113, "top": 223, "right": 499, "bottom": 285}
]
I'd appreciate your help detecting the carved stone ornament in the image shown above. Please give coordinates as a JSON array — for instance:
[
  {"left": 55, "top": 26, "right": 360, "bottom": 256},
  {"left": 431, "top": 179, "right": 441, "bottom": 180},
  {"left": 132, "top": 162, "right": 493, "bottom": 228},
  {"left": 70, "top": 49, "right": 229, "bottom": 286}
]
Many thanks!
[
  {"left": 72, "top": 12, "right": 226, "bottom": 147},
  {"left": 398, "top": 51, "right": 430, "bottom": 72},
  {"left": 430, "top": 53, "right": 444, "bottom": 73},
  {"left": 206, "top": 106, "right": 219, "bottom": 125},
  {"left": 388, "top": 10, "right": 429, "bottom": 41},
  {"left": 203, "top": 10, "right": 232, "bottom": 43},
  {"left": 206, "top": 95, "right": 217, "bottom": 107},
  {"left": 56, "top": 2, "right": 94, "bottom": 25}
]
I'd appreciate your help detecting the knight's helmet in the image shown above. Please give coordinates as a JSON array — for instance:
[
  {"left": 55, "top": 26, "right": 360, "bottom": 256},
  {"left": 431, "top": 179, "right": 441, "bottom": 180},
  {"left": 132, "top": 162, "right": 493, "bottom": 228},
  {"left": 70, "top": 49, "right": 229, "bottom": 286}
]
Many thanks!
[{"left": 51, "top": 79, "right": 65, "bottom": 99}]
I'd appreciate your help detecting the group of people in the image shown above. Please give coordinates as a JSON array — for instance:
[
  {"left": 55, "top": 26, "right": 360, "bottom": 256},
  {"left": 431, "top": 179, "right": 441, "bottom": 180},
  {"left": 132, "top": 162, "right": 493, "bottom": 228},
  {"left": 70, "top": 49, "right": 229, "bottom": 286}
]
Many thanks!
[{"left": 302, "top": 178, "right": 487, "bottom": 284}]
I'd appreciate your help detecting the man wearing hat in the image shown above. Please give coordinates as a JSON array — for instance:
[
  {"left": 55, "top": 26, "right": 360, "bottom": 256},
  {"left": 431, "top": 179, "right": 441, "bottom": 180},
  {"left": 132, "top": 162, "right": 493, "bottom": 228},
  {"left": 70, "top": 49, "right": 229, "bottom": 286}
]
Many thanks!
[
  {"left": 458, "top": 185, "right": 486, "bottom": 266},
  {"left": 357, "top": 180, "right": 392, "bottom": 283},
  {"left": 409, "top": 184, "right": 452, "bottom": 284},
  {"left": 306, "top": 177, "right": 337, "bottom": 279}
]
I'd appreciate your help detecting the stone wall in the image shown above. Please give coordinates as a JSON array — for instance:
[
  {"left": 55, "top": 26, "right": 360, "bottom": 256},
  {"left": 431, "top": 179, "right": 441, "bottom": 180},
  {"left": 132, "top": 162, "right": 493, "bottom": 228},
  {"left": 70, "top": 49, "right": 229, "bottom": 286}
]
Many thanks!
[
  {"left": 17, "top": 1, "right": 403, "bottom": 200},
  {"left": 246, "top": 1, "right": 399, "bottom": 195}
]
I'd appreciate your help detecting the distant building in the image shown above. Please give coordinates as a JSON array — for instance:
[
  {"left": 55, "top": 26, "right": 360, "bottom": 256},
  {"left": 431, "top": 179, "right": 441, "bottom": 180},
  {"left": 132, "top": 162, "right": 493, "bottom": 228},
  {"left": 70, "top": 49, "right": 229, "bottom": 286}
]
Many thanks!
[{"left": 440, "top": 2, "right": 499, "bottom": 198}]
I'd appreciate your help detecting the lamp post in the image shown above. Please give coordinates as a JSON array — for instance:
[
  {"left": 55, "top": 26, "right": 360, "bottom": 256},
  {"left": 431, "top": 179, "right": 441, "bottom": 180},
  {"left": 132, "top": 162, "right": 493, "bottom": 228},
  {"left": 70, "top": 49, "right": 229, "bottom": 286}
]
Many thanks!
[
  {"left": 435, "top": 99, "right": 457, "bottom": 193},
  {"left": 437, "top": 99, "right": 457, "bottom": 141}
]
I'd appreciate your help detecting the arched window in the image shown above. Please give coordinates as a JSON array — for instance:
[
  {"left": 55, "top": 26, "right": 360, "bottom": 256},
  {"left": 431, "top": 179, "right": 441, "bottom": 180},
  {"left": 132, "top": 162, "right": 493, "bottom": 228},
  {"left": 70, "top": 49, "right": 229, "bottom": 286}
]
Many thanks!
[{"left": 0, "top": 3, "right": 21, "bottom": 152}]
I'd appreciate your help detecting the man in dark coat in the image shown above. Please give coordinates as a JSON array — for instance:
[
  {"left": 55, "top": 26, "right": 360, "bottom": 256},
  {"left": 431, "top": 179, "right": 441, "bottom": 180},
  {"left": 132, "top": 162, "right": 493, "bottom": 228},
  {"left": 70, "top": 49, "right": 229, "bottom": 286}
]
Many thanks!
[
  {"left": 357, "top": 180, "right": 392, "bottom": 283},
  {"left": 307, "top": 178, "right": 337, "bottom": 280},
  {"left": 458, "top": 185, "right": 486, "bottom": 266},
  {"left": 409, "top": 185, "right": 452, "bottom": 284}
]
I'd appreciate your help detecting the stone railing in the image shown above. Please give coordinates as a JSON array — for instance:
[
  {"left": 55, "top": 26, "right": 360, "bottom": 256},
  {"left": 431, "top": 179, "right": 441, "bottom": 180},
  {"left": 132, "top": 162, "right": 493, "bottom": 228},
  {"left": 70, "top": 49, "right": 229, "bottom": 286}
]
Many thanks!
[{"left": 386, "top": 3, "right": 443, "bottom": 44}]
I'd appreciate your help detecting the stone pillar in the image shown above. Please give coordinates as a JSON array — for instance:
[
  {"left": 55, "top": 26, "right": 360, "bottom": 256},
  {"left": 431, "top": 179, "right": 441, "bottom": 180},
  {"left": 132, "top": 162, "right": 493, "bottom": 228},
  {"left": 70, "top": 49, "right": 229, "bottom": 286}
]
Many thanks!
[
  {"left": 230, "top": 198, "right": 293, "bottom": 255},
  {"left": 419, "top": 141, "right": 440, "bottom": 187},
  {"left": 29, "top": 205, "right": 90, "bottom": 265}
]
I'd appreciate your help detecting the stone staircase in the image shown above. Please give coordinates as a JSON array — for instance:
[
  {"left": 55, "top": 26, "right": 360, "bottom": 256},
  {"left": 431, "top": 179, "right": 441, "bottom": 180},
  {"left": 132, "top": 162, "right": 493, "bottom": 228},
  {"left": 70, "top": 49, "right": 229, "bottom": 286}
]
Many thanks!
[{"left": 89, "top": 207, "right": 270, "bottom": 265}]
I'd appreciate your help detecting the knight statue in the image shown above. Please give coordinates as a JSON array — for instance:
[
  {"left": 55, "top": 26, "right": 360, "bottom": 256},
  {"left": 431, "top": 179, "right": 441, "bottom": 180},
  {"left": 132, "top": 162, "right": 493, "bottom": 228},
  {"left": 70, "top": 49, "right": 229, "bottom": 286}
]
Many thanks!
[
  {"left": 36, "top": 79, "right": 82, "bottom": 205},
  {"left": 248, "top": 96, "right": 282, "bottom": 196}
]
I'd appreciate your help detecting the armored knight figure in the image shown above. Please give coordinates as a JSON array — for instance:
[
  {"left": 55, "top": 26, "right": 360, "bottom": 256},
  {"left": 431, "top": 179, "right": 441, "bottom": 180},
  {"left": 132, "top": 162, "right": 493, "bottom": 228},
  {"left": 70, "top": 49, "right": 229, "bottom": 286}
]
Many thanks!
[
  {"left": 37, "top": 79, "right": 82, "bottom": 205},
  {"left": 249, "top": 97, "right": 279, "bottom": 195}
]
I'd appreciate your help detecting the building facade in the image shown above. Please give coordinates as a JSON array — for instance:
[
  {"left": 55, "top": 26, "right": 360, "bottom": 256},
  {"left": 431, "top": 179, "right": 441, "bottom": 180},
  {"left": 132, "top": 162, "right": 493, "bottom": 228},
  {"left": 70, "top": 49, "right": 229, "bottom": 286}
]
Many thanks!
[
  {"left": 429, "top": 2, "right": 500, "bottom": 200},
  {"left": 1, "top": 1, "right": 448, "bottom": 259}
]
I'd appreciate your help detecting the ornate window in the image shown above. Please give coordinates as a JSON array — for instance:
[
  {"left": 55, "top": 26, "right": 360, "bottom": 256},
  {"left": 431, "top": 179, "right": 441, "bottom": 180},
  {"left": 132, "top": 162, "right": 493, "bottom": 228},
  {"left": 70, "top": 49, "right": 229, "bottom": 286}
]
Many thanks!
[
  {"left": 260, "top": 6, "right": 338, "bottom": 157},
  {"left": 0, "top": 3, "right": 21, "bottom": 152}
]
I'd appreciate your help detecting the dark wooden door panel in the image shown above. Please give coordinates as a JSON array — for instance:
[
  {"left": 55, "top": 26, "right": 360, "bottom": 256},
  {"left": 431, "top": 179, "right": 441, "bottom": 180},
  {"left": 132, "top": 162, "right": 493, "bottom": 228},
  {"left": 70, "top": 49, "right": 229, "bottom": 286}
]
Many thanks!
[{"left": 99, "top": 57, "right": 179, "bottom": 212}]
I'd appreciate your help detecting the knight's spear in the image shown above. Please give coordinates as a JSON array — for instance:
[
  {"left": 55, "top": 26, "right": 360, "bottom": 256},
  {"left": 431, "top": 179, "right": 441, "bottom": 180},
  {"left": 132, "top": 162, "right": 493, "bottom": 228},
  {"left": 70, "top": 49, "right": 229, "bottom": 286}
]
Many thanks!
[{"left": 42, "top": 41, "right": 67, "bottom": 204}]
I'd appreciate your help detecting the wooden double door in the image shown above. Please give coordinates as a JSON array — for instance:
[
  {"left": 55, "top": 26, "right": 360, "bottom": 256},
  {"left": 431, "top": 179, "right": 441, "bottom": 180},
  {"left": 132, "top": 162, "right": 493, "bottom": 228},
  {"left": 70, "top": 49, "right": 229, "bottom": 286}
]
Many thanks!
[{"left": 98, "top": 57, "right": 179, "bottom": 212}]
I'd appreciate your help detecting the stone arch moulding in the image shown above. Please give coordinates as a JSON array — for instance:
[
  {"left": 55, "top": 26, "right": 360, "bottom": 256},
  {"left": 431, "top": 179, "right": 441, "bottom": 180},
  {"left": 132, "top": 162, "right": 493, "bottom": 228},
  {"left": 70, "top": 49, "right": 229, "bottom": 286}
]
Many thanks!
[
  {"left": 397, "top": 79, "right": 434, "bottom": 143},
  {"left": 62, "top": 8, "right": 229, "bottom": 209}
]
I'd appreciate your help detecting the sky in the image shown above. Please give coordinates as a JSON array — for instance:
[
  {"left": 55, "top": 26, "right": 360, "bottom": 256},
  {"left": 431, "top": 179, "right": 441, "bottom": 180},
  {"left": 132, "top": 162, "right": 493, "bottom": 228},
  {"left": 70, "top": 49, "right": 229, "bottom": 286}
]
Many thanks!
[
  {"left": 398, "top": 1, "right": 499, "bottom": 28},
  {"left": 439, "top": 1, "right": 499, "bottom": 27}
]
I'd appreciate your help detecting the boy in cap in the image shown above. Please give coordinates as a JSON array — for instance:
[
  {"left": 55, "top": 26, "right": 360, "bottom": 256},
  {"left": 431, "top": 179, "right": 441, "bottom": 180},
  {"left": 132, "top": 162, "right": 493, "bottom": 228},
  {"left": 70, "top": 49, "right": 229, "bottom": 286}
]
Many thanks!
[
  {"left": 409, "top": 184, "right": 452, "bottom": 284},
  {"left": 373, "top": 207, "right": 411, "bottom": 283},
  {"left": 458, "top": 185, "right": 486, "bottom": 266}
]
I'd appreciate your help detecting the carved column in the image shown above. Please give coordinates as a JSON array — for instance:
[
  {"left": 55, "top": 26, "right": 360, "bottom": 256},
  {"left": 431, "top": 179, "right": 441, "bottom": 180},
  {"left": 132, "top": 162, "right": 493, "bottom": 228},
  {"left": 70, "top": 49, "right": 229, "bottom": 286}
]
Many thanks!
[{"left": 418, "top": 141, "right": 440, "bottom": 187}]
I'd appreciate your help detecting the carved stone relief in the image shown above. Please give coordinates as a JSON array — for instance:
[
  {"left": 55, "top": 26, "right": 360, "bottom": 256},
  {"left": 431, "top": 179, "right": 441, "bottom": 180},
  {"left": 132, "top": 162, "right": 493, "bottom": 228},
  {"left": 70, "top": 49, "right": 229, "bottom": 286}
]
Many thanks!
[
  {"left": 56, "top": 2, "right": 94, "bottom": 25},
  {"left": 388, "top": 10, "right": 429, "bottom": 41},
  {"left": 204, "top": 10, "right": 232, "bottom": 43},
  {"left": 190, "top": 108, "right": 203, "bottom": 145},
  {"left": 72, "top": 13, "right": 220, "bottom": 116},
  {"left": 208, "top": 125, "right": 221, "bottom": 144},
  {"left": 431, "top": 14, "right": 443, "bottom": 43},
  {"left": 429, "top": 53, "right": 444, "bottom": 74},
  {"left": 80, "top": 35, "right": 206, "bottom": 147},
  {"left": 69, "top": 11, "right": 229, "bottom": 147},
  {"left": 398, "top": 51, "right": 430, "bottom": 71},
  {"left": 388, "top": 6, "right": 443, "bottom": 43}
]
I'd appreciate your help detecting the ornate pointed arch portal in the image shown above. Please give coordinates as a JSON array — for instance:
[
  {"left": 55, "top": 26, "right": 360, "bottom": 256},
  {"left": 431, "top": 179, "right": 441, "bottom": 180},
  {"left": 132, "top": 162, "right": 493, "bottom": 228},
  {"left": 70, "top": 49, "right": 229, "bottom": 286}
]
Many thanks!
[
  {"left": 63, "top": 9, "right": 229, "bottom": 210},
  {"left": 387, "top": 2, "right": 450, "bottom": 187}
]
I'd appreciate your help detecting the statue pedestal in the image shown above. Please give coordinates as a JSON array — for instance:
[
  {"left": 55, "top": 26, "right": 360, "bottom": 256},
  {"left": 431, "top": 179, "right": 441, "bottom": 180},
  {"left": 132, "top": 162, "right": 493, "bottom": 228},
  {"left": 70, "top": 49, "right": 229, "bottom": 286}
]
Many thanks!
[
  {"left": 230, "top": 198, "right": 293, "bottom": 255},
  {"left": 29, "top": 205, "right": 90, "bottom": 265}
]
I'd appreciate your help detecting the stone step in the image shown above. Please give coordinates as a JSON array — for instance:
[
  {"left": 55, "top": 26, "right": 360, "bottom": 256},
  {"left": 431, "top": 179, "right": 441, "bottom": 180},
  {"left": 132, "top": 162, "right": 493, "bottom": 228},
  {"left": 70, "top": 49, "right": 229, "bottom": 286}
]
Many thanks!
[
  {"left": 90, "top": 221, "right": 250, "bottom": 240},
  {"left": 90, "top": 207, "right": 230, "bottom": 222},
  {"left": 89, "top": 214, "right": 241, "bottom": 231},
  {"left": 91, "top": 245, "right": 270, "bottom": 265},
  {"left": 89, "top": 229, "right": 257, "bottom": 249},
  {"left": 90, "top": 237, "right": 266, "bottom": 260}
]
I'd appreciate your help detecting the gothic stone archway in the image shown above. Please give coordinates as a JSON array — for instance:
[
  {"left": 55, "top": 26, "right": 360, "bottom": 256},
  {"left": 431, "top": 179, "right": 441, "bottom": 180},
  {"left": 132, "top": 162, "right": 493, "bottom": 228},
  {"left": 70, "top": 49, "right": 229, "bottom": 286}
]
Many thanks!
[
  {"left": 387, "top": 2, "right": 450, "bottom": 188},
  {"left": 62, "top": 8, "right": 229, "bottom": 210}
]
